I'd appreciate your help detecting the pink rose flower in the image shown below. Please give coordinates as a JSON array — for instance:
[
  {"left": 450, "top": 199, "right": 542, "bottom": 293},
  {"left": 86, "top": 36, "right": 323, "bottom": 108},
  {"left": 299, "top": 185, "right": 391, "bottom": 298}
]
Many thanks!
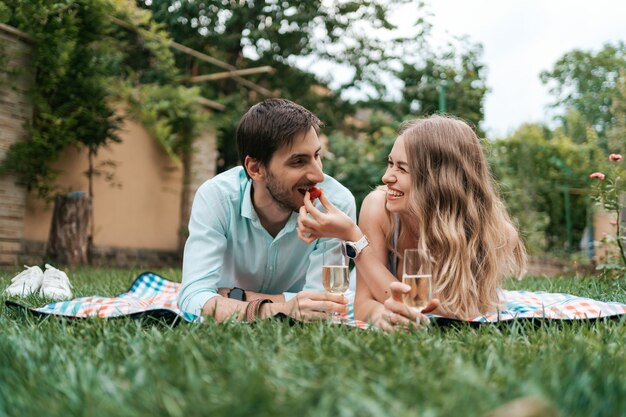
[
  {"left": 589, "top": 172, "right": 606, "bottom": 180},
  {"left": 609, "top": 154, "right": 623, "bottom": 162}
]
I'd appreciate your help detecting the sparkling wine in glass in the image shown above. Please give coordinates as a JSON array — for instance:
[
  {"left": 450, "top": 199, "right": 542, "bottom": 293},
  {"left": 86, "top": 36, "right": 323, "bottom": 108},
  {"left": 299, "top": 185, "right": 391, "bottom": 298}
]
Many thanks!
[
  {"left": 402, "top": 248, "right": 432, "bottom": 312},
  {"left": 322, "top": 266, "right": 349, "bottom": 294},
  {"left": 322, "top": 242, "right": 349, "bottom": 295},
  {"left": 322, "top": 241, "right": 349, "bottom": 322}
]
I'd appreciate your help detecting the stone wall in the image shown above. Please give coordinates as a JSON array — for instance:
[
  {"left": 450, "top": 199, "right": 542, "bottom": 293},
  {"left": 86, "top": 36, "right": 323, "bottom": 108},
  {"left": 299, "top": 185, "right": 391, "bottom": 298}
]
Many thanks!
[
  {"left": 0, "top": 24, "right": 34, "bottom": 265},
  {"left": 184, "top": 126, "right": 218, "bottom": 225}
]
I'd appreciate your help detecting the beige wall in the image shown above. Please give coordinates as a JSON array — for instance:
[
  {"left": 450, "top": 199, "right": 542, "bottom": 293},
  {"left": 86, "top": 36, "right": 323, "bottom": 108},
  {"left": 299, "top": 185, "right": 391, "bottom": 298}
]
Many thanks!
[{"left": 23, "top": 115, "right": 186, "bottom": 251}]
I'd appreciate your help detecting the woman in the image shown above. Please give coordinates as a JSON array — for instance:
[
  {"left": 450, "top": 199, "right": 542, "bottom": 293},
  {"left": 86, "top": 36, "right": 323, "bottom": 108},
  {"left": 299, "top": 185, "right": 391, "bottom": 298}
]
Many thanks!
[{"left": 298, "top": 115, "right": 527, "bottom": 330}]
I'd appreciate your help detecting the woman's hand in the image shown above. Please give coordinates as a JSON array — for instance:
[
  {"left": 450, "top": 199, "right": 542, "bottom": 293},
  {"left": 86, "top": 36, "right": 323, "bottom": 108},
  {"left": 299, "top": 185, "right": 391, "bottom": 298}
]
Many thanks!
[
  {"left": 375, "top": 282, "right": 440, "bottom": 332},
  {"left": 297, "top": 190, "right": 362, "bottom": 244}
]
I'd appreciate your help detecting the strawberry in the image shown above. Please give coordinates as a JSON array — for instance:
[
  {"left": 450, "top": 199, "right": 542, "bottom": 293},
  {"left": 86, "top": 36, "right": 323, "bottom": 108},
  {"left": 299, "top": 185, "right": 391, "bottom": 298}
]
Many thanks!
[{"left": 309, "top": 186, "right": 322, "bottom": 201}]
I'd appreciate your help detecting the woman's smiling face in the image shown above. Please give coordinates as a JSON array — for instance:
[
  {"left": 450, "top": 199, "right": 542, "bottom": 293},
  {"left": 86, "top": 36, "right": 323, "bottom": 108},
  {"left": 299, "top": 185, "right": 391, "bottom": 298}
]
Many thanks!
[{"left": 382, "top": 135, "right": 411, "bottom": 213}]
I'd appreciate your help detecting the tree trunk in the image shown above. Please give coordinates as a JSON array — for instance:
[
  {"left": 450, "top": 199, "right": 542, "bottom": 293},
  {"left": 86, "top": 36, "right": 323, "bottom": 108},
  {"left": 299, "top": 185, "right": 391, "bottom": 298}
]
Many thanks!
[{"left": 47, "top": 193, "right": 92, "bottom": 266}]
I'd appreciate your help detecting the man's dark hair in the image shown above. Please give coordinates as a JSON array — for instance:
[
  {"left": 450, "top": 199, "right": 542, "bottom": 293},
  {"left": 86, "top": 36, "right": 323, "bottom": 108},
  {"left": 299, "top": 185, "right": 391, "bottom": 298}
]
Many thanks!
[{"left": 236, "top": 98, "right": 322, "bottom": 176}]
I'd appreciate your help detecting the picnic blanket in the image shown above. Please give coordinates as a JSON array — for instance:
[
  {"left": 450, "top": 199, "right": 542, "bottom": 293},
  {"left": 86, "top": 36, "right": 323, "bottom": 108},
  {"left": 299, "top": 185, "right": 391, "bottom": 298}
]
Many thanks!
[
  {"left": 6, "top": 272, "right": 197, "bottom": 325},
  {"left": 5, "top": 272, "right": 626, "bottom": 327}
]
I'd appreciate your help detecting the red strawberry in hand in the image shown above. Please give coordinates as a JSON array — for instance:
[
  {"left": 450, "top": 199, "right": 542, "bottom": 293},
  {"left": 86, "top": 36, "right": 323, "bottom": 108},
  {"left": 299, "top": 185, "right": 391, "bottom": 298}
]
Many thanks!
[{"left": 309, "top": 186, "right": 322, "bottom": 201}]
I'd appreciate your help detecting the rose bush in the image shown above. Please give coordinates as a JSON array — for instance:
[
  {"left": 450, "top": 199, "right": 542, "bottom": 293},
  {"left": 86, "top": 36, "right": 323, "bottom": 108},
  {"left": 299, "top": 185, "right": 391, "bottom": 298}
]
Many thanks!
[{"left": 590, "top": 153, "right": 626, "bottom": 275}]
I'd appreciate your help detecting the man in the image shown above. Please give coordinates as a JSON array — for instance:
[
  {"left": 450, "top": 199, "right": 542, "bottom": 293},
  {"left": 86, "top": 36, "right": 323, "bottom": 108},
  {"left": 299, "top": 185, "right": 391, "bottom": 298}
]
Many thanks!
[{"left": 179, "top": 98, "right": 356, "bottom": 322}]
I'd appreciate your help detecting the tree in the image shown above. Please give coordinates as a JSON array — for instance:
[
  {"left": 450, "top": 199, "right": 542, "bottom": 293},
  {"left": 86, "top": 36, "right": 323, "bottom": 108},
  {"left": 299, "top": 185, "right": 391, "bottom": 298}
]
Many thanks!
[
  {"left": 135, "top": 0, "right": 490, "bottom": 182},
  {"left": 0, "top": 0, "right": 124, "bottom": 264},
  {"left": 396, "top": 37, "right": 487, "bottom": 132},
  {"left": 0, "top": 0, "right": 208, "bottom": 261},
  {"left": 0, "top": 0, "right": 121, "bottom": 199},
  {"left": 607, "top": 69, "right": 626, "bottom": 154},
  {"left": 490, "top": 123, "right": 604, "bottom": 254},
  {"left": 323, "top": 121, "right": 397, "bottom": 209},
  {"left": 136, "top": 0, "right": 452, "bottom": 169},
  {"left": 540, "top": 42, "right": 626, "bottom": 148}
]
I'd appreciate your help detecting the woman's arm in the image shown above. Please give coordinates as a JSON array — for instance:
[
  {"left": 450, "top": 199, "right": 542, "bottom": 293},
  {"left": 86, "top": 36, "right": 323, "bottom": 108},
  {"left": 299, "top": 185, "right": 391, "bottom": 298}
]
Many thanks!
[
  {"left": 355, "top": 277, "right": 439, "bottom": 330},
  {"left": 297, "top": 189, "right": 438, "bottom": 330},
  {"left": 297, "top": 189, "right": 397, "bottom": 302},
  {"left": 353, "top": 190, "right": 399, "bottom": 302},
  {"left": 354, "top": 271, "right": 386, "bottom": 323},
  {"left": 354, "top": 193, "right": 441, "bottom": 320}
]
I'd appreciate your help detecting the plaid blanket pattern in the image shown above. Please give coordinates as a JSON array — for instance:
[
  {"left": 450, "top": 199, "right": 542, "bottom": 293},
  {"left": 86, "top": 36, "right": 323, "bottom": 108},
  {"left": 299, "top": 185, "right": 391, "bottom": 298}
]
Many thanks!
[
  {"left": 481, "top": 289, "right": 626, "bottom": 322},
  {"left": 32, "top": 272, "right": 198, "bottom": 323},
  {"left": 16, "top": 272, "right": 626, "bottom": 326}
]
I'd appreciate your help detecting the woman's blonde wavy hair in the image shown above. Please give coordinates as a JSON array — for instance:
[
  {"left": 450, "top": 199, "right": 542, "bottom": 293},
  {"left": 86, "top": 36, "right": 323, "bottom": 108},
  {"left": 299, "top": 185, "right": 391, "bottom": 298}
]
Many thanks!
[{"left": 388, "top": 115, "right": 527, "bottom": 319}]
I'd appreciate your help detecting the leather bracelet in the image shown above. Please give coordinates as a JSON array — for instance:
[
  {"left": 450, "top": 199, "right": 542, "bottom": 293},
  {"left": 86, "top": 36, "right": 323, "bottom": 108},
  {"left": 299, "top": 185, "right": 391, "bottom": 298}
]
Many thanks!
[{"left": 245, "top": 298, "right": 273, "bottom": 322}]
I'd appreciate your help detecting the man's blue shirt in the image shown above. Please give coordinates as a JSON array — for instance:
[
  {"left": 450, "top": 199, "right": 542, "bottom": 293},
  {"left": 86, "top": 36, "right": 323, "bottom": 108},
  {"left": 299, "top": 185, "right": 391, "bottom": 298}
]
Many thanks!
[{"left": 179, "top": 166, "right": 356, "bottom": 316}]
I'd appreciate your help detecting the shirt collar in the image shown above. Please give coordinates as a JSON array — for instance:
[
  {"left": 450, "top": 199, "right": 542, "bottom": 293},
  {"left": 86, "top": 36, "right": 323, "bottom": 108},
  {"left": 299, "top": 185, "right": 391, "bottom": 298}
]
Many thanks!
[{"left": 241, "top": 178, "right": 256, "bottom": 221}]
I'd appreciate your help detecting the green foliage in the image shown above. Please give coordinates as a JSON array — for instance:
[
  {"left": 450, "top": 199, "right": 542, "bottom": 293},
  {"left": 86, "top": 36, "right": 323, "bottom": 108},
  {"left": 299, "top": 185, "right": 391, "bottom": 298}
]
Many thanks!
[
  {"left": 398, "top": 37, "right": 487, "bottom": 131},
  {"left": 136, "top": 0, "right": 409, "bottom": 169},
  {"left": 107, "top": 0, "right": 181, "bottom": 84},
  {"left": 1, "top": 267, "right": 626, "bottom": 417},
  {"left": 0, "top": 0, "right": 209, "bottom": 200},
  {"left": 122, "top": 83, "right": 208, "bottom": 162},
  {"left": 0, "top": 0, "right": 121, "bottom": 199},
  {"left": 137, "top": 0, "right": 489, "bottom": 171},
  {"left": 589, "top": 153, "right": 626, "bottom": 275},
  {"left": 0, "top": 3, "right": 9, "bottom": 22},
  {"left": 490, "top": 122, "right": 604, "bottom": 254},
  {"left": 323, "top": 123, "right": 397, "bottom": 210},
  {"left": 517, "top": 43, "right": 626, "bottom": 257},
  {"left": 607, "top": 70, "right": 626, "bottom": 154},
  {"left": 540, "top": 42, "right": 626, "bottom": 148}
]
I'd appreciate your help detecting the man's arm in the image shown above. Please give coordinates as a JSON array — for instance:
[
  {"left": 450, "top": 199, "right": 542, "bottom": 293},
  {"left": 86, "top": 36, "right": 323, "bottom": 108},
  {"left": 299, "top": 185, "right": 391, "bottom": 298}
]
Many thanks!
[
  {"left": 179, "top": 183, "right": 229, "bottom": 317},
  {"left": 217, "top": 288, "right": 285, "bottom": 302},
  {"left": 205, "top": 291, "right": 347, "bottom": 322}
]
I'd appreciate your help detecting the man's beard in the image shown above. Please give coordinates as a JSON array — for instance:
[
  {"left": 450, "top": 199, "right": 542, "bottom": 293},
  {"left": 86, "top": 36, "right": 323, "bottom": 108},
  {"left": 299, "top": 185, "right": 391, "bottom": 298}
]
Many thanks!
[{"left": 265, "top": 171, "right": 301, "bottom": 212}]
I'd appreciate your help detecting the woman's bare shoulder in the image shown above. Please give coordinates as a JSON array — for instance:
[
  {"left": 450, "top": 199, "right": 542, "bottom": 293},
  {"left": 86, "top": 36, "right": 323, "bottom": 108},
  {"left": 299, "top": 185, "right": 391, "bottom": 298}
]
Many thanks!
[{"left": 359, "top": 189, "right": 389, "bottom": 230}]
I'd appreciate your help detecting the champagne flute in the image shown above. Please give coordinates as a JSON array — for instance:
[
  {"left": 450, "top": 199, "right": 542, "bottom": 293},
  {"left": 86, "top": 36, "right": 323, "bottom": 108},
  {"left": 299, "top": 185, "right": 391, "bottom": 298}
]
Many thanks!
[
  {"left": 402, "top": 248, "right": 432, "bottom": 312},
  {"left": 322, "top": 241, "right": 349, "bottom": 294},
  {"left": 322, "top": 241, "right": 349, "bottom": 321}
]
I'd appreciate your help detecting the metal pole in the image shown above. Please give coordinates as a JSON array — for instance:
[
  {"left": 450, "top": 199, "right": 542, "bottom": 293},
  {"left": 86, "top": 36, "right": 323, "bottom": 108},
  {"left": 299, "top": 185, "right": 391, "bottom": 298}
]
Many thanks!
[{"left": 438, "top": 81, "right": 447, "bottom": 113}]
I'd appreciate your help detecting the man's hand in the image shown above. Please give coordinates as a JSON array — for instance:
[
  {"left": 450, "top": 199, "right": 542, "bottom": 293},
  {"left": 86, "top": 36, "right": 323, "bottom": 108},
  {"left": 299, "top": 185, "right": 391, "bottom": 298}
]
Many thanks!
[
  {"left": 269, "top": 290, "right": 349, "bottom": 321},
  {"left": 202, "top": 296, "right": 246, "bottom": 322},
  {"left": 374, "top": 282, "right": 439, "bottom": 332},
  {"left": 204, "top": 290, "right": 345, "bottom": 322}
]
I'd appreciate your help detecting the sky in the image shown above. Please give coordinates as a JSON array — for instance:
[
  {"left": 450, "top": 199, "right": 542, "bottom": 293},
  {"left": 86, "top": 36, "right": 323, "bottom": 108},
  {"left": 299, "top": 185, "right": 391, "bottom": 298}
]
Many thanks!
[{"left": 391, "top": 0, "right": 626, "bottom": 138}]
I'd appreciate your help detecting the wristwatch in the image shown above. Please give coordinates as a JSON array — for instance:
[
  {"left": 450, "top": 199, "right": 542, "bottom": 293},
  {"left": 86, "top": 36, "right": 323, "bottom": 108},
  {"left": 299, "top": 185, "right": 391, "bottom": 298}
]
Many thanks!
[
  {"left": 345, "top": 235, "right": 370, "bottom": 259},
  {"left": 228, "top": 287, "right": 246, "bottom": 301}
]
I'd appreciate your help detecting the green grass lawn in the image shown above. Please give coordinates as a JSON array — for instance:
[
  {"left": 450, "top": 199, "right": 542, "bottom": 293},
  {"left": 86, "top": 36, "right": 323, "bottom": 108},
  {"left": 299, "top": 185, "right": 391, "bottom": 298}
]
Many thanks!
[{"left": 1, "top": 267, "right": 625, "bottom": 417}]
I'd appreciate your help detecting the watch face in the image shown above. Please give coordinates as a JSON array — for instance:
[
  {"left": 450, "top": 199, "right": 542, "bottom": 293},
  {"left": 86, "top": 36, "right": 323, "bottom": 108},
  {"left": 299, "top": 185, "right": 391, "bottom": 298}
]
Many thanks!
[
  {"left": 345, "top": 244, "right": 357, "bottom": 259},
  {"left": 229, "top": 288, "right": 245, "bottom": 301}
]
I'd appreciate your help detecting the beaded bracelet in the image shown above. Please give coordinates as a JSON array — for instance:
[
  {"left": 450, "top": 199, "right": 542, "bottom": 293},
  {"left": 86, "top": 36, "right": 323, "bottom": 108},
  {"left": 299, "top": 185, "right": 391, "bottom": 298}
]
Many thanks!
[{"left": 245, "top": 298, "right": 273, "bottom": 322}]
